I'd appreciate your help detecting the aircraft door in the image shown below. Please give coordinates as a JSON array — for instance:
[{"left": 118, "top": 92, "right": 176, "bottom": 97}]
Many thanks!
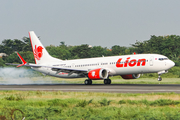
[{"left": 149, "top": 56, "right": 154, "bottom": 66}]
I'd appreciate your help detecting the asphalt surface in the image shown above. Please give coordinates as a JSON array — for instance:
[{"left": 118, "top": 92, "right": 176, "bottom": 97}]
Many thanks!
[{"left": 0, "top": 84, "right": 180, "bottom": 93}]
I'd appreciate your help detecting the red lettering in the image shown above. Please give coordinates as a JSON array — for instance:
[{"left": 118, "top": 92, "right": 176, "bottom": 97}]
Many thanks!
[
  {"left": 137, "top": 59, "right": 146, "bottom": 66},
  {"left": 137, "top": 59, "right": 141, "bottom": 66},
  {"left": 116, "top": 58, "right": 123, "bottom": 67},
  {"left": 116, "top": 57, "right": 146, "bottom": 68},
  {"left": 141, "top": 59, "right": 146, "bottom": 66},
  {"left": 124, "top": 57, "right": 130, "bottom": 67},
  {"left": 129, "top": 59, "right": 136, "bottom": 67}
]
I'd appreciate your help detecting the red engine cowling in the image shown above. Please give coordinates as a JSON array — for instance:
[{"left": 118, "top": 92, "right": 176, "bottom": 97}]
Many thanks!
[
  {"left": 121, "top": 74, "right": 141, "bottom": 79},
  {"left": 88, "top": 68, "right": 108, "bottom": 80}
]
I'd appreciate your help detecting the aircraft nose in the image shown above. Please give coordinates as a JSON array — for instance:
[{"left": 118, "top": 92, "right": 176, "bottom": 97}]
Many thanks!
[{"left": 168, "top": 60, "right": 175, "bottom": 68}]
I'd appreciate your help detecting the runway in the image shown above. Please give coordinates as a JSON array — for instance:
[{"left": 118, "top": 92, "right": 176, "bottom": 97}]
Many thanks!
[{"left": 0, "top": 84, "right": 180, "bottom": 93}]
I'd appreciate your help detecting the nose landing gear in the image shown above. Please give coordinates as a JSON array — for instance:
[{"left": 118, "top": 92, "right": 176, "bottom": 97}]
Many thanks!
[
  {"left": 158, "top": 76, "right": 162, "bottom": 81},
  {"left": 157, "top": 70, "right": 168, "bottom": 81}
]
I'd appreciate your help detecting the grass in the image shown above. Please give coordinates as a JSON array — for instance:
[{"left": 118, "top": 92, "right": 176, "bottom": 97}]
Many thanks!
[
  {"left": 0, "top": 91, "right": 180, "bottom": 119},
  {"left": 1, "top": 67, "right": 180, "bottom": 119}
]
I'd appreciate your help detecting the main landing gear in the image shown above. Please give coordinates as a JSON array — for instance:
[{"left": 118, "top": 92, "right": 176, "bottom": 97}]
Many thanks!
[
  {"left": 84, "top": 79, "right": 92, "bottom": 85},
  {"left": 104, "top": 79, "right": 111, "bottom": 84},
  {"left": 84, "top": 79, "right": 112, "bottom": 85}
]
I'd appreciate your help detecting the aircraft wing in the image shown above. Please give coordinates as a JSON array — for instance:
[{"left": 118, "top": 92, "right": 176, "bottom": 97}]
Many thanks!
[
  {"left": 51, "top": 66, "right": 88, "bottom": 76},
  {"left": 6, "top": 62, "right": 87, "bottom": 72},
  {"left": 6, "top": 62, "right": 88, "bottom": 75},
  {"left": 6, "top": 52, "right": 88, "bottom": 76}
]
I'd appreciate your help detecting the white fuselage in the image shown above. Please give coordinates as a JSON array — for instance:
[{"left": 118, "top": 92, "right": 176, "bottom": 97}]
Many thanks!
[{"left": 32, "top": 54, "right": 175, "bottom": 79}]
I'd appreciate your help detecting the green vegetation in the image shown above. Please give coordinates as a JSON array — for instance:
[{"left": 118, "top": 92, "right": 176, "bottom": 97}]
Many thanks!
[{"left": 0, "top": 91, "right": 180, "bottom": 119}]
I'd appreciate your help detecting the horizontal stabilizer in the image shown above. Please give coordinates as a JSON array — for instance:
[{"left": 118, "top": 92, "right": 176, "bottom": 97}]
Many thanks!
[
  {"left": 16, "top": 52, "right": 27, "bottom": 67},
  {"left": 6, "top": 52, "right": 42, "bottom": 68},
  {"left": 6, "top": 63, "right": 43, "bottom": 68}
]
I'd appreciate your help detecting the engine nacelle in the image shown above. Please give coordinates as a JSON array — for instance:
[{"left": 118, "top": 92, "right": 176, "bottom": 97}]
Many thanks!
[
  {"left": 88, "top": 68, "right": 108, "bottom": 80},
  {"left": 121, "top": 74, "right": 141, "bottom": 79}
]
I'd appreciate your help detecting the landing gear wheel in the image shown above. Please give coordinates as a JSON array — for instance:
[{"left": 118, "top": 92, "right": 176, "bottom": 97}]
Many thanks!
[
  {"left": 104, "top": 79, "right": 108, "bottom": 84},
  {"left": 104, "top": 79, "right": 111, "bottom": 84},
  {"left": 84, "top": 79, "right": 92, "bottom": 85},
  {"left": 158, "top": 76, "right": 162, "bottom": 81},
  {"left": 89, "top": 79, "right": 92, "bottom": 85},
  {"left": 108, "top": 79, "right": 111, "bottom": 84}
]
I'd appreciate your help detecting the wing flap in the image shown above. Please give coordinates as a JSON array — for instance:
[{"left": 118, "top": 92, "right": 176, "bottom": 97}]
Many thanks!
[
  {"left": 51, "top": 67, "right": 87, "bottom": 77},
  {"left": 52, "top": 67, "right": 87, "bottom": 73}
]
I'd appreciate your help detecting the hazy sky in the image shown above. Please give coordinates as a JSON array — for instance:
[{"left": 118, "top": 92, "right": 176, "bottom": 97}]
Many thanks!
[{"left": 0, "top": 0, "right": 180, "bottom": 48}]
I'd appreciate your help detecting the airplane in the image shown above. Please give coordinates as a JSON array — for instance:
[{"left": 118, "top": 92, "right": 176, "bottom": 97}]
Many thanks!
[{"left": 7, "top": 31, "right": 175, "bottom": 85}]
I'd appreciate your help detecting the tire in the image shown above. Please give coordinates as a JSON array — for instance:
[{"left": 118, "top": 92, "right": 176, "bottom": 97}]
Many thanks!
[
  {"left": 85, "top": 80, "right": 89, "bottom": 85},
  {"left": 104, "top": 79, "right": 111, "bottom": 84},
  {"left": 85, "top": 79, "right": 92, "bottom": 85},
  {"left": 89, "top": 79, "right": 92, "bottom": 85},
  {"left": 108, "top": 79, "right": 111, "bottom": 84},
  {"left": 158, "top": 77, "right": 162, "bottom": 81}
]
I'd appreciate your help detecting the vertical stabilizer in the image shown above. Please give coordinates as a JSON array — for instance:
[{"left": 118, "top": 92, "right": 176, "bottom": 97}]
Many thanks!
[{"left": 29, "top": 31, "right": 62, "bottom": 64}]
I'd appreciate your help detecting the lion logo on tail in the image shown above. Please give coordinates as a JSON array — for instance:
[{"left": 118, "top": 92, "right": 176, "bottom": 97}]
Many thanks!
[{"left": 34, "top": 45, "right": 43, "bottom": 60}]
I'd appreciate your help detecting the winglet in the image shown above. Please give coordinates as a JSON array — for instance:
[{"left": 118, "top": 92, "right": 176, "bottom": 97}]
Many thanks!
[{"left": 16, "top": 52, "right": 27, "bottom": 67}]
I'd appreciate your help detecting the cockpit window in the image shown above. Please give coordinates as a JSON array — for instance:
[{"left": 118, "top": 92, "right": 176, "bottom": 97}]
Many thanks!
[{"left": 159, "top": 58, "right": 168, "bottom": 61}]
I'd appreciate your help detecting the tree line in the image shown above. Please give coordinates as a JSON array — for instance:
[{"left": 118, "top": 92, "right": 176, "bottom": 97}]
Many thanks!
[{"left": 0, "top": 35, "right": 180, "bottom": 66}]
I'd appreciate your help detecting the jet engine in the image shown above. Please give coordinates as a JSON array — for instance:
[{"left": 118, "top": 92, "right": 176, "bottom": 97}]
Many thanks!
[
  {"left": 88, "top": 68, "right": 108, "bottom": 80},
  {"left": 121, "top": 74, "right": 141, "bottom": 79}
]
